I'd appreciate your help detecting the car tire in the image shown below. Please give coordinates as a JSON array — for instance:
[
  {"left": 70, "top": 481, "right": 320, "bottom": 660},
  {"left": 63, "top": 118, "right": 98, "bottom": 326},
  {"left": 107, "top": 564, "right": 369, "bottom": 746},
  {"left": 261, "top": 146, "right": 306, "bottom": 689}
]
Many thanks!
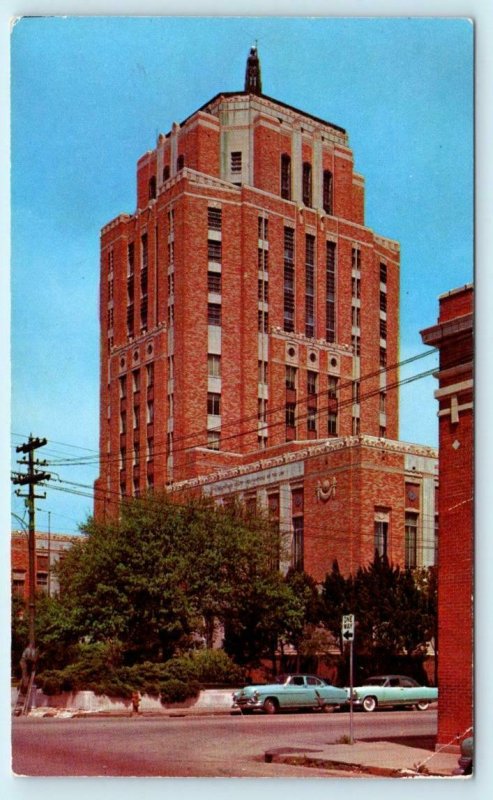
[
  {"left": 416, "top": 701, "right": 429, "bottom": 711},
  {"left": 263, "top": 698, "right": 279, "bottom": 715},
  {"left": 362, "top": 696, "right": 377, "bottom": 712},
  {"left": 321, "top": 703, "right": 334, "bottom": 713}
]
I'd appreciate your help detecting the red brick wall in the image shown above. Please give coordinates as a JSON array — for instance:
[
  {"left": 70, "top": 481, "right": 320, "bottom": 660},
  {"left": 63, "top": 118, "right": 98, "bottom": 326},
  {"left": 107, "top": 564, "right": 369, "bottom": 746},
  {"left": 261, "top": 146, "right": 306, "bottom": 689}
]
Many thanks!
[{"left": 421, "top": 285, "right": 473, "bottom": 748}]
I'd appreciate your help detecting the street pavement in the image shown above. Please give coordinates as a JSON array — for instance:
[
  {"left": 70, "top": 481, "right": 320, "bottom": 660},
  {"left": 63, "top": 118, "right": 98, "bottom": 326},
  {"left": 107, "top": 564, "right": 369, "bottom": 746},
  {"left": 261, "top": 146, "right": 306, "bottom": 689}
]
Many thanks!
[{"left": 22, "top": 703, "right": 463, "bottom": 778}]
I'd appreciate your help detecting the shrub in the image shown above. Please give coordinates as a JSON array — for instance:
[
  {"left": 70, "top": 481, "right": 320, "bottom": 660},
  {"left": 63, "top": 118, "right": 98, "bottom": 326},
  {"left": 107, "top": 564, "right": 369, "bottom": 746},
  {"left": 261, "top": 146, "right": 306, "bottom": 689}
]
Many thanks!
[{"left": 159, "top": 678, "right": 200, "bottom": 704}]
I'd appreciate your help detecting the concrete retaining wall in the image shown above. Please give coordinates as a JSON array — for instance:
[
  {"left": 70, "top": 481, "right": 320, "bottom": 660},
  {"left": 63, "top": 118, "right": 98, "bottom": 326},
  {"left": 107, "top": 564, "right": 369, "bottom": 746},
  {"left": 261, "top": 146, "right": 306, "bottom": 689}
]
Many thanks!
[{"left": 12, "top": 687, "right": 237, "bottom": 714}]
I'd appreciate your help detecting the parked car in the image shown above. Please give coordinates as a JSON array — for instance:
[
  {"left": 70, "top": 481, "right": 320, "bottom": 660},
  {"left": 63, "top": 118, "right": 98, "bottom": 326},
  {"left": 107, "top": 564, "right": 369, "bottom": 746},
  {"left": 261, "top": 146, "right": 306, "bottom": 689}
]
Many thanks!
[
  {"left": 349, "top": 674, "right": 438, "bottom": 712},
  {"left": 232, "top": 674, "right": 348, "bottom": 714},
  {"left": 455, "top": 736, "right": 473, "bottom": 775}
]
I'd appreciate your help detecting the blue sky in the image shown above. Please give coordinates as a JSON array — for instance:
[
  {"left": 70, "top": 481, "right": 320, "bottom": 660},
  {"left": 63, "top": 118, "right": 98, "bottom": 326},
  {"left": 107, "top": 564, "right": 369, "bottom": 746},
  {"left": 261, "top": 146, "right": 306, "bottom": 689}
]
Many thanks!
[{"left": 8, "top": 15, "right": 474, "bottom": 534}]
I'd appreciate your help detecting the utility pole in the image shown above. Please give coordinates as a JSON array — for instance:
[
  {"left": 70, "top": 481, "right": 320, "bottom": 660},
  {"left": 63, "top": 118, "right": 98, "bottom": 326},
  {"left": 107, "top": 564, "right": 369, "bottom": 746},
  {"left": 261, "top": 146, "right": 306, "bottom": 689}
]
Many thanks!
[{"left": 12, "top": 436, "right": 50, "bottom": 647}]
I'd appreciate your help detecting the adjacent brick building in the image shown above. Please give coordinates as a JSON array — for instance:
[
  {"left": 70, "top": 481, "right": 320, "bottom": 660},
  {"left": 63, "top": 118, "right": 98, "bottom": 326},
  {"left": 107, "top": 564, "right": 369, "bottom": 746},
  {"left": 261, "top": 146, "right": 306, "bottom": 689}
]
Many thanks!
[
  {"left": 11, "top": 531, "right": 79, "bottom": 598},
  {"left": 421, "top": 285, "right": 473, "bottom": 748},
  {"left": 95, "top": 48, "right": 437, "bottom": 580}
]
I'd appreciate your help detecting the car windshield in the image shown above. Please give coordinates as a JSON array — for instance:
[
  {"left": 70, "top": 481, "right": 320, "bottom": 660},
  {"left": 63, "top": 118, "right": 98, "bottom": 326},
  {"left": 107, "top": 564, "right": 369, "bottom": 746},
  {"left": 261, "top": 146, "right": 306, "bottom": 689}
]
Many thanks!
[{"left": 365, "top": 677, "right": 387, "bottom": 686}]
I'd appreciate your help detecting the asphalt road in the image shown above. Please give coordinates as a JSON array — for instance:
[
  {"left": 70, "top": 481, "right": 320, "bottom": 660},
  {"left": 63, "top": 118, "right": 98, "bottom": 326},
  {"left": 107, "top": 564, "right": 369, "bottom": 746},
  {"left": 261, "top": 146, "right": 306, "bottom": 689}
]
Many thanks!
[{"left": 12, "top": 709, "right": 437, "bottom": 777}]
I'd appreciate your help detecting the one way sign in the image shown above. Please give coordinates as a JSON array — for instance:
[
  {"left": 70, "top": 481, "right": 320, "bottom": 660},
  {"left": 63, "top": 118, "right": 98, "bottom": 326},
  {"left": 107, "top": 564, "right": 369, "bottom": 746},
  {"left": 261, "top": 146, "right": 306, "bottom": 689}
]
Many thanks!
[{"left": 341, "top": 614, "right": 355, "bottom": 642}]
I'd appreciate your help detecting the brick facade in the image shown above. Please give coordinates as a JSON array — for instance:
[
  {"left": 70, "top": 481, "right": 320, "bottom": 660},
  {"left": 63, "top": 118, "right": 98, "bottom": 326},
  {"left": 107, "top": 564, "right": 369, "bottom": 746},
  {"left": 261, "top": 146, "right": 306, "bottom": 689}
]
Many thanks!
[
  {"left": 421, "top": 284, "right": 473, "bottom": 748},
  {"left": 11, "top": 531, "right": 79, "bottom": 598},
  {"left": 95, "top": 50, "right": 401, "bottom": 520}
]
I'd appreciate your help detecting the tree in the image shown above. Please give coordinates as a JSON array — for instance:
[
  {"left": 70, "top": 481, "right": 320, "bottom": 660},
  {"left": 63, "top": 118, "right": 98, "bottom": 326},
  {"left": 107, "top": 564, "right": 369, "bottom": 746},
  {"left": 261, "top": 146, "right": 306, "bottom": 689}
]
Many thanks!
[
  {"left": 321, "top": 553, "right": 437, "bottom": 676},
  {"left": 53, "top": 491, "right": 299, "bottom": 667}
]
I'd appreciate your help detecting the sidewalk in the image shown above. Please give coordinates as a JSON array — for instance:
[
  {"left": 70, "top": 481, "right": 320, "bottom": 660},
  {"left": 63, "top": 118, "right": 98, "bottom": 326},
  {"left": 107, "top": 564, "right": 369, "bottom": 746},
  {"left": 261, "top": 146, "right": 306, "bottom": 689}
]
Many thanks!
[{"left": 265, "top": 739, "right": 462, "bottom": 778}]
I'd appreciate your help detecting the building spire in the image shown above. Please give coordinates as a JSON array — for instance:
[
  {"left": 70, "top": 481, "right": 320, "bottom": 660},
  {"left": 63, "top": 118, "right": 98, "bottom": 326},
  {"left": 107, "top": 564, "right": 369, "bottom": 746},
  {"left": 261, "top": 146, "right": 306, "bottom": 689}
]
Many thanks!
[{"left": 244, "top": 44, "right": 262, "bottom": 95}]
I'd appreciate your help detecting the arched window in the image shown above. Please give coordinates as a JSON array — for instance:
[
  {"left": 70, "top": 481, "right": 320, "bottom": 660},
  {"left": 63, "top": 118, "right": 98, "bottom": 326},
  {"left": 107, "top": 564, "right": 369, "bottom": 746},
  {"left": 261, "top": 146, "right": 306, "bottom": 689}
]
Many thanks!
[
  {"left": 281, "top": 154, "right": 291, "bottom": 200},
  {"left": 323, "top": 170, "right": 333, "bottom": 215},
  {"left": 302, "top": 162, "right": 312, "bottom": 207}
]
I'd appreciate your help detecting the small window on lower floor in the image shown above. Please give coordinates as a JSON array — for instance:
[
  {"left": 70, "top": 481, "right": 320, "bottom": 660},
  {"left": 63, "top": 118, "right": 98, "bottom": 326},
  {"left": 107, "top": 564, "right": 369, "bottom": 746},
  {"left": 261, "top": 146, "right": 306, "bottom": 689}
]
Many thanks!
[{"left": 207, "top": 430, "right": 220, "bottom": 450}]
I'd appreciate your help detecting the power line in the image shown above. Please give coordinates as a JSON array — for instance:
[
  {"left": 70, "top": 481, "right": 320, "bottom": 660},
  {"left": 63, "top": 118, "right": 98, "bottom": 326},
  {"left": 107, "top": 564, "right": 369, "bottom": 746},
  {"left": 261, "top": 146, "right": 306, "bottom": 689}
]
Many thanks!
[{"left": 41, "top": 349, "right": 438, "bottom": 469}]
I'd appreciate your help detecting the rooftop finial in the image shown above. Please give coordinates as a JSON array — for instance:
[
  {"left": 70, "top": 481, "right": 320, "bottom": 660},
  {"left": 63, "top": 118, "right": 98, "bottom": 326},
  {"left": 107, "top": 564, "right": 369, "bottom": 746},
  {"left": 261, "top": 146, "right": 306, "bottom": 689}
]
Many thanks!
[{"left": 244, "top": 44, "right": 262, "bottom": 95}]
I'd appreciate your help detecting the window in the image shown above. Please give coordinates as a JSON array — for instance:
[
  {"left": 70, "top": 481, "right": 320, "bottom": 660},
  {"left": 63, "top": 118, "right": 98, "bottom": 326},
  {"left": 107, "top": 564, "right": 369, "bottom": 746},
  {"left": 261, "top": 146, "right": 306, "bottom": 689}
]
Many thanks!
[
  {"left": 405, "top": 513, "right": 418, "bottom": 568},
  {"left": 352, "top": 416, "right": 360, "bottom": 435},
  {"left": 258, "top": 248, "right": 269, "bottom": 272},
  {"left": 146, "top": 363, "right": 154, "bottom": 388},
  {"left": 352, "top": 381, "right": 360, "bottom": 404},
  {"left": 207, "top": 392, "right": 221, "bottom": 416},
  {"left": 133, "top": 442, "right": 140, "bottom": 466},
  {"left": 258, "top": 216, "right": 269, "bottom": 240},
  {"left": 380, "top": 291, "right": 387, "bottom": 313},
  {"left": 127, "top": 305, "right": 134, "bottom": 336},
  {"left": 352, "top": 334, "right": 361, "bottom": 357},
  {"left": 141, "top": 299, "right": 148, "bottom": 331},
  {"left": 380, "top": 262, "right": 387, "bottom": 284},
  {"left": 119, "top": 375, "right": 127, "bottom": 399},
  {"left": 108, "top": 277, "right": 113, "bottom": 301},
  {"left": 305, "top": 234, "right": 315, "bottom": 338},
  {"left": 141, "top": 233, "right": 148, "bottom": 271},
  {"left": 307, "top": 407, "right": 317, "bottom": 432},
  {"left": 132, "top": 370, "right": 140, "bottom": 393},
  {"left": 328, "top": 376, "right": 338, "bottom": 400},
  {"left": 163, "top": 164, "right": 170, "bottom": 182},
  {"left": 292, "top": 516, "right": 304, "bottom": 570},
  {"left": 286, "top": 365, "right": 297, "bottom": 390},
  {"left": 326, "top": 241, "right": 336, "bottom": 343},
  {"left": 207, "top": 430, "right": 220, "bottom": 450},
  {"left": 281, "top": 154, "right": 291, "bottom": 200},
  {"left": 379, "top": 392, "right": 386, "bottom": 413},
  {"left": 352, "top": 276, "right": 360, "bottom": 299},
  {"left": 380, "top": 347, "right": 387, "bottom": 368},
  {"left": 208, "top": 303, "right": 221, "bottom": 326},
  {"left": 120, "top": 447, "right": 126, "bottom": 470},
  {"left": 258, "top": 398, "right": 268, "bottom": 423},
  {"left": 352, "top": 305, "right": 361, "bottom": 328},
  {"left": 302, "top": 162, "right": 312, "bottom": 207},
  {"left": 283, "top": 228, "right": 295, "bottom": 332},
  {"left": 177, "top": 154, "right": 184, "bottom": 171},
  {"left": 127, "top": 242, "right": 135, "bottom": 276},
  {"left": 208, "top": 271, "right": 222, "bottom": 294},
  {"left": 120, "top": 410, "right": 127, "bottom": 434},
  {"left": 258, "top": 360, "right": 268, "bottom": 384},
  {"left": 323, "top": 170, "right": 333, "bottom": 215},
  {"left": 208, "top": 354, "right": 221, "bottom": 378},
  {"left": 286, "top": 402, "right": 296, "bottom": 428},
  {"left": 307, "top": 370, "right": 318, "bottom": 396},
  {"left": 380, "top": 318, "right": 387, "bottom": 340},
  {"left": 133, "top": 405, "right": 140, "bottom": 430},
  {"left": 379, "top": 426, "right": 386, "bottom": 438},
  {"left": 352, "top": 248, "right": 361, "bottom": 271},
  {"left": 258, "top": 278, "right": 268, "bottom": 302},
  {"left": 258, "top": 309, "right": 269, "bottom": 333},
  {"left": 231, "top": 151, "right": 242, "bottom": 173},
  {"left": 148, "top": 176, "right": 156, "bottom": 200},
  {"left": 328, "top": 411, "right": 338, "bottom": 435},
  {"left": 147, "top": 400, "right": 154, "bottom": 424},
  {"left": 374, "top": 520, "right": 388, "bottom": 557},
  {"left": 208, "top": 239, "right": 222, "bottom": 263},
  {"left": 107, "top": 308, "right": 114, "bottom": 329},
  {"left": 208, "top": 207, "right": 222, "bottom": 231}
]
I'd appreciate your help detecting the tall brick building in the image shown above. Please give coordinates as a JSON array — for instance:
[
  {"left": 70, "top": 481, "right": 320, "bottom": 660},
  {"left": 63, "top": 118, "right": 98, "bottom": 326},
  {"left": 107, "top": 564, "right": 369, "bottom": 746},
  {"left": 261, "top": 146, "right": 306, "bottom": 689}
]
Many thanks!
[
  {"left": 421, "top": 285, "right": 473, "bottom": 747},
  {"left": 95, "top": 48, "right": 436, "bottom": 578}
]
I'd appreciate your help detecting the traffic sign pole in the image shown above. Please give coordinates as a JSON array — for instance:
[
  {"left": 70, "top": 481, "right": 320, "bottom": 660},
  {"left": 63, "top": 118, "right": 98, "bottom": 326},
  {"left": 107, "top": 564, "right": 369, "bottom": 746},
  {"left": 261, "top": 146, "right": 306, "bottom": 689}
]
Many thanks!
[{"left": 341, "top": 614, "right": 355, "bottom": 745}]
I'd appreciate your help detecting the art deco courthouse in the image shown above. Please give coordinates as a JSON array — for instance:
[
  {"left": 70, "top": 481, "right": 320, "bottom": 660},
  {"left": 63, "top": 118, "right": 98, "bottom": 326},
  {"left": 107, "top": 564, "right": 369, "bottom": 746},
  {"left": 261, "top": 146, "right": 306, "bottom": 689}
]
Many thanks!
[{"left": 95, "top": 50, "right": 434, "bottom": 576}]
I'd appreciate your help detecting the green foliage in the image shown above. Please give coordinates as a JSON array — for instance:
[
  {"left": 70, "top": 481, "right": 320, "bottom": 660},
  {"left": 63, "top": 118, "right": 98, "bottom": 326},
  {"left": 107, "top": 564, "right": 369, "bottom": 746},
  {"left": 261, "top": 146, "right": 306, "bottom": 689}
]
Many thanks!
[
  {"left": 159, "top": 679, "right": 200, "bottom": 704},
  {"left": 321, "top": 554, "right": 437, "bottom": 670},
  {"left": 50, "top": 492, "right": 293, "bottom": 666}
]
